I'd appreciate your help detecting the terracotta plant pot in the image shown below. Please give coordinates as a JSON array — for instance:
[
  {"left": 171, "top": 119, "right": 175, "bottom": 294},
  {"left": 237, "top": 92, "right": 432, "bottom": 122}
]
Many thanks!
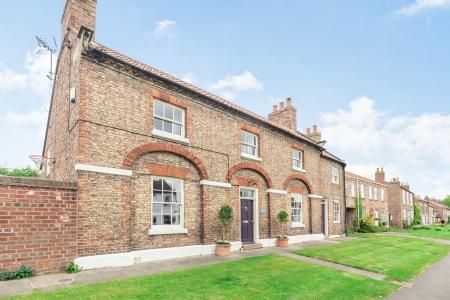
[
  {"left": 276, "top": 237, "right": 289, "bottom": 248},
  {"left": 215, "top": 243, "right": 231, "bottom": 256}
]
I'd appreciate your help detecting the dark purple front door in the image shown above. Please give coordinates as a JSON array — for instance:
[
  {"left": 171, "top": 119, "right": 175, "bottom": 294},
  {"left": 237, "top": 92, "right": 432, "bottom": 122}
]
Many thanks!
[{"left": 240, "top": 199, "right": 254, "bottom": 243}]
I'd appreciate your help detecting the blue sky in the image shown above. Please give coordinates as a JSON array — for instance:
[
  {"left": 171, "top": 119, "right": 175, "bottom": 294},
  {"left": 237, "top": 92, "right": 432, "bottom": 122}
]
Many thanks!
[{"left": 1, "top": 0, "right": 450, "bottom": 198}]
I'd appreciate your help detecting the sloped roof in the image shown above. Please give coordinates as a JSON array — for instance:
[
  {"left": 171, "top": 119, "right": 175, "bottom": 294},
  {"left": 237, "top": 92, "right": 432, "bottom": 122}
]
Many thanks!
[
  {"left": 89, "top": 42, "right": 345, "bottom": 165},
  {"left": 345, "top": 171, "right": 384, "bottom": 185}
]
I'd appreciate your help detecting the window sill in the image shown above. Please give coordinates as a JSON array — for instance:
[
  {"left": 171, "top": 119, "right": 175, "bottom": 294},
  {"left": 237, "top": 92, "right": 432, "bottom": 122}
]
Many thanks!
[
  {"left": 241, "top": 153, "right": 262, "bottom": 162},
  {"left": 148, "top": 226, "right": 188, "bottom": 236},
  {"left": 151, "top": 129, "right": 190, "bottom": 144},
  {"left": 291, "top": 223, "right": 305, "bottom": 228},
  {"left": 333, "top": 221, "right": 341, "bottom": 224},
  {"left": 293, "top": 166, "right": 306, "bottom": 173}
]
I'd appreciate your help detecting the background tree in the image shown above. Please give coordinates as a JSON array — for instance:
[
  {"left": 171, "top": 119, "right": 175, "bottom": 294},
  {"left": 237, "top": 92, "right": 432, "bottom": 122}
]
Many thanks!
[
  {"left": 0, "top": 167, "right": 39, "bottom": 178},
  {"left": 354, "top": 190, "right": 363, "bottom": 230},
  {"left": 443, "top": 195, "right": 450, "bottom": 208}
]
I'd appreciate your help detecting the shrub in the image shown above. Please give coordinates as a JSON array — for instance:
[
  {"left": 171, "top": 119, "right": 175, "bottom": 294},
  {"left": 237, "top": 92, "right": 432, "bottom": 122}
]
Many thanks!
[
  {"left": 354, "top": 213, "right": 386, "bottom": 233},
  {"left": 65, "top": 262, "right": 82, "bottom": 273},
  {"left": 0, "top": 266, "right": 35, "bottom": 281},
  {"left": 412, "top": 204, "right": 421, "bottom": 226},
  {"left": 217, "top": 204, "right": 233, "bottom": 244},
  {"left": 277, "top": 210, "right": 289, "bottom": 238},
  {"left": 435, "top": 228, "right": 442, "bottom": 232}
]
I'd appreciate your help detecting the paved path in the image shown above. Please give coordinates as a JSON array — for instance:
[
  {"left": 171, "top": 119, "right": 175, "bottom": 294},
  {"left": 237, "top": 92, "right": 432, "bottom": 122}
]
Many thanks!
[
  {"left": 0, "top": 238, "right": 345, "bottom": 298},
  {"left": 387, "top": 253, "right": 450, "bottom": 300},
  {"left": 280, "top": 252, "right": 385, "bottom": 280}
]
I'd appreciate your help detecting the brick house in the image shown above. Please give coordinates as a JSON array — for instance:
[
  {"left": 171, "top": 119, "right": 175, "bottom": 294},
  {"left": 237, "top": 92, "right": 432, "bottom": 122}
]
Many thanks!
[
  {"left": 374, "top": 168, "right": 414, "bottom": 229},
  {"left": 345, "top": 169, "right": 389, "bottom": 228},
  {"left": 39, "top": 0, "right": 346, "bottom": 269},
  {"left": 429, "top": 200, "right": 449, "bottom": 224},
  {"left": 414, "top": 196, "right": 433, "bottom": 226}
]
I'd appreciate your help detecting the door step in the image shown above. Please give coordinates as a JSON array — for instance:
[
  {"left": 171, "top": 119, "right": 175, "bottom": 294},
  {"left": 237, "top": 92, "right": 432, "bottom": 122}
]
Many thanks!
[{"left": 242, "top": 243, "right": 263, "bottom": 250}]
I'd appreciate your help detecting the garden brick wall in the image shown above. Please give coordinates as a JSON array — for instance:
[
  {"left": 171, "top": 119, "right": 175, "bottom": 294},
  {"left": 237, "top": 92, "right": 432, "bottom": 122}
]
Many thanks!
[{"left": 0, "top": 177, "right": 77, "bottom": 274}]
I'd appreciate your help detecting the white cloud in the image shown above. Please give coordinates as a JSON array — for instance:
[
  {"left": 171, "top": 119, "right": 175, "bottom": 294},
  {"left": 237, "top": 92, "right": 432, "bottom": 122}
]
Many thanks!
[
  {"left": 179, "top": 72, "right": 196, "bottom": 84},
  {"left": 154, "top": 20, "right": 176, "bottom": 36},
  {"left": 396, "top": 0, "right": 450, "bottom": 16},
  {"left": 322, "top": 96, "right": 450, "bottom": 199},
  {"left": 0, "top": 48, "right": 52, "bottom": 169},
  {"left": 210, "top": 70, "right": 264, "bottom": 100},
  {"left": 0, "top": 48, "right": 53, "bottom": 98}
]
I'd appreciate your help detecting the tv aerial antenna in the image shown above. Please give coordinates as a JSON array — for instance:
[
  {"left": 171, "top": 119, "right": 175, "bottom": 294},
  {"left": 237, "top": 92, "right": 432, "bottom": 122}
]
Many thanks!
[{"left": 35, "top": 35, "right": 57, "bottom": 81}]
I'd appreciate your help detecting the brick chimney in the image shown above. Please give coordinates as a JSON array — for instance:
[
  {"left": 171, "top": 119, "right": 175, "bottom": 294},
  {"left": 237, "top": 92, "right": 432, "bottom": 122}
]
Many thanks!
[
  {"left": 268, "top": 98, "right": 297, "bottom": 130},
  {"left": 375, "top": 168, "right": 385, "bottom": 183},
  {"left": 306, "top": 124, "right": 322, "bottom": 143},
  {"left": 61, "top": 0, "right": 97, "bottom": 41}
]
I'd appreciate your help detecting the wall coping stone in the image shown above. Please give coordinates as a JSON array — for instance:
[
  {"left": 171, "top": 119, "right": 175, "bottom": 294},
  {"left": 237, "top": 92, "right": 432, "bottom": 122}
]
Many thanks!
[{"left": 0, "top": 176, "right": 77, "bottom": 190}]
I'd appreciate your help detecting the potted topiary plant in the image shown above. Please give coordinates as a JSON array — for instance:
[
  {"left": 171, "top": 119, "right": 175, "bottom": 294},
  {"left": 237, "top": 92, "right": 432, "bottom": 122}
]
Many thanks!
[
  {"left": 276, "top": 210, "right": 289, "bottom": 248},
  {"left": 215, "top": 204, "right": 234, "bottom": 256}
]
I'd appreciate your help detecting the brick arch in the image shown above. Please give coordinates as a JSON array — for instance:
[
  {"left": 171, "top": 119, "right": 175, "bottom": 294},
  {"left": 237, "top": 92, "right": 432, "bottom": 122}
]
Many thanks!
[
  {"left": 227, "top": 162, "right": 273, "bottom": 188},
  {"left": 283, "top": 174, "right": 313, "bottom": 194},
  {"left": 122, "top": 143, "right": 208, "bottom": 179}
]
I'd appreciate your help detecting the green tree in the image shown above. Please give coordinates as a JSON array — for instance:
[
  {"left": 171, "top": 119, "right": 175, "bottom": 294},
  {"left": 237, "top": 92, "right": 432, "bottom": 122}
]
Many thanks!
[
  {"left": 0, "top": 167, "right": 39, "bottom": 178},
  {"left": 217, "top": 205, "right": 233, "bottom": 242},
  {"left": 354, "top": 189, "right": 363, "bottom": 230},
  {"left": 443, "top": 195, "right": 450, "bottom": 208},
  {"left": 412, "top": 204, "right": 421, "bottom": 226}
]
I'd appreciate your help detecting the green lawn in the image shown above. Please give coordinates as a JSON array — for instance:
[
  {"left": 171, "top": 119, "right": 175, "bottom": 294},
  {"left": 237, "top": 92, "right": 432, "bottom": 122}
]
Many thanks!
[
  {"left": 6, "top": 255, "right": 397, "bottom": 300},
  {"left": 292, "top": 235, "right": 449, "bottom": 282},
  {"left": 389, "top": 226, "right": 450, "bottom": 240}
]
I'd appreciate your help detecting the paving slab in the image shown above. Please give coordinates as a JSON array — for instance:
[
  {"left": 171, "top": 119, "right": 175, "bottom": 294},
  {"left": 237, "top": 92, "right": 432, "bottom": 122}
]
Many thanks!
[
  {"left": 0, "top": 279, "right": 33, "bottom": 298},
  {"left": 280, "top": 252, "right": 386, "bottom": 281},
  {"left": 387, "top": 253, "right": 450, "bottom": 300}
]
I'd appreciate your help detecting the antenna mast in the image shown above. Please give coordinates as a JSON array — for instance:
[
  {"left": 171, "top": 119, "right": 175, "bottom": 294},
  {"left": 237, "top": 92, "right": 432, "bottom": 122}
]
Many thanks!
[{"left": 35, "top": 35, "right": 57, "bottom": 81}]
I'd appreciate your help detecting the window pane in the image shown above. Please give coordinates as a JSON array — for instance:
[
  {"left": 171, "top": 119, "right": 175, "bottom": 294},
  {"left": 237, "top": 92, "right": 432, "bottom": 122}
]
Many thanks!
[
  {"left": 163, "top": 214, "right": 171, "bottom": 225},
  {"left": 154, "top": 102, "right": 164, "bottom": 117},
  {"left": 174, "top": 109, "right": 183, "bottom": 123},
  {"left": 164, "top": 106, "right": 174, "bottom": 120},
  {"left": 172, "top": 180, "right": 182, "bottom": 191},
  {"left": 173, "top": 124, "right": 182, "bottom": 136},
  {"left": 172, "top": 214, "right": 180, "bottom": 225},
  {"left": 153, "top": 179, "right": 163, "bottom": 190},
  {"left": 163, "top": 192, "right": 172, "bottom": 203},
  {"left": 152, "top": 203, "right": 162, "bottom": 213},
  {"left": 153, "top": 214, "right": 161, "bottom": 225},
  {"left": 163, "top": 120, "right": 173, "bottom": 133},
  {"left": 173, "top": 191, "right": 181, "bottom": 203},
  {"left": 154, "top": 117, "right": 163, "bottom": 131},
  {"left": 240, "top": 131, "right": 246, "bottom": 143},
  {"left": 153, "top": 191, "right": 162, "bottom": 202},
  {"left": 163, "top": 179, "right": 172, "bottom": 191}
]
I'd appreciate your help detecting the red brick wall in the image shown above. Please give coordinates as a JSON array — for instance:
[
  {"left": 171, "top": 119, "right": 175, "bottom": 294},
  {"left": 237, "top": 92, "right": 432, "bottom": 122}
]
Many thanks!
[{"left": 0, "top": 177, "right": 77, "bottom": 274}]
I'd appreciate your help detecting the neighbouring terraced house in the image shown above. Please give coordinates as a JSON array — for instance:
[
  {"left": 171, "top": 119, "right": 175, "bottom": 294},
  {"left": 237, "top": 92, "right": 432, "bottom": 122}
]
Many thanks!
[
  {"left": 345, "top": 169, "right": 389, "bottom": 228},
  {"left": 428, "top": 199, "right": 450, "bottom": 224},
  {"left": 414, "top": 196, "right": 433, "bottom": 226},
  {"left": 12, "top": 0, "right": 346, "bottom": 271}
]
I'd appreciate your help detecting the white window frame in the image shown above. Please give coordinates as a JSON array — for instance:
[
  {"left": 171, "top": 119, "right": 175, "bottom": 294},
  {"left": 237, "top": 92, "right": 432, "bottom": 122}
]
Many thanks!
[
  {"left": 351, "top": 181, "right": 356, "bottom": 197},
  {"left": 152, "top": 100, "right": 189, "bottom": 144},
  {"left": 149, "top": 176, "right": 188, "bottom": 235},
  {"left": 368, "top": 186, "right": 373, "bottom": 200},
  {"left": 240, "top": 130, "right": 261, "bottom": 161},
  {"left": 374, "top": 187, "right": 378, "bottom": 201},
  {"left": 292, "top": 149, "right": 305, "bottom": 172},
  {"left": 360, "top": 183, "right": 365, "bottom": 199},
  {"left": 381, "top": 188, "right": 385, "bottom": 201},
  {"left": 291, "top": 193, "right": 305, "bottom": 228},
  {"left": 331, "top": 167, "right": 339, "bottom": 184},
  {"left": 333, "top": 200, "right": 340, "bottom": 223}
]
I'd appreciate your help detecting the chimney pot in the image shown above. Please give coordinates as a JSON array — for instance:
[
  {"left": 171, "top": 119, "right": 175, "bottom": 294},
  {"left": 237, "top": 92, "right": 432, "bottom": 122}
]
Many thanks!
[
  {"left": 279, "top": 101, "right": 284, "bottom": 110},
  {"left": 272, "top": 105, "right": 277, "bottom": 112},
  {"left": 286, "top": 98, "right": 292, "bottom": 106},
  {"left": 306, "top": 128, "right": 311, "bottom": 135},
  {"left": 313, "top": 125, "right": 318, "bottom": 134}
]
